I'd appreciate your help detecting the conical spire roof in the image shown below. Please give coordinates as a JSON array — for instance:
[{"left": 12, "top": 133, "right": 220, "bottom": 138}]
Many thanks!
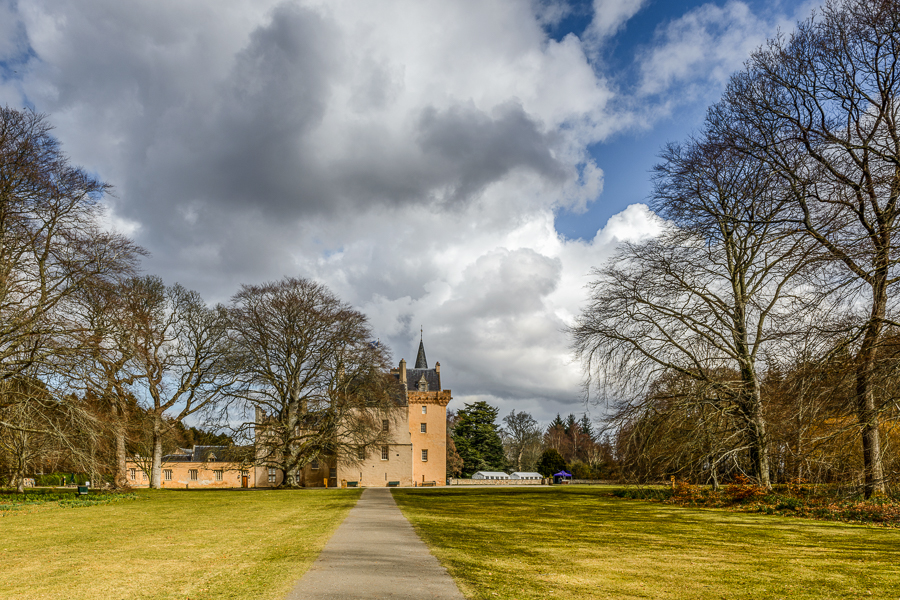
[{"left": 415, "top": 329, "right": 428, "bottom": 369}]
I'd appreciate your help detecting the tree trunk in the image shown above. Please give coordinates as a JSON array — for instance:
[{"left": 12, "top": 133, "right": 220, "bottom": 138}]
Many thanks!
[
  {"left": 855, "top": 275, "right": 887, "bottom": 498},
  {"left": 732, "top": 290, "right": 771, "bottom": 489},
  {"left": 151, "top": 414, "right": 163, "bottom": 489},
  {"left": 747, "top": 387, "right": 771, "bottom": 489},
  {"left": 113, "top": 399, "right": 128, "bottom": 488},
  {"left": 14, "top": 432, "right": 27, "bottom": 493},
  {"left": 856, "top": 339, "right": 885, "bottom": 498}
]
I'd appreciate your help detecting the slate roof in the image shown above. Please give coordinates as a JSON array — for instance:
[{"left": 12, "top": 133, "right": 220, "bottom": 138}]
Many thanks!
[
  {"left": 161, "top": 445, "right": 238, "bottom": 463},
  {"left": 406, "top": 368, "right": 441, "bottom": 392}
]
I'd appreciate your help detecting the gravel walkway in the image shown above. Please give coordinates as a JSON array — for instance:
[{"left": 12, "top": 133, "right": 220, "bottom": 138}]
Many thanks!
[{"left": 285, "top": 487, "right": 466, "bottom": 600}]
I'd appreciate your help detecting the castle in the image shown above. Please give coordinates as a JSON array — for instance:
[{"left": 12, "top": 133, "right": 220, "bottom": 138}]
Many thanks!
[
  {"left": 272, "top": 336, "right": 452, "bottom": 487},
  {"left": 126, "top": 337, "right": 451, "bottom": 488}
]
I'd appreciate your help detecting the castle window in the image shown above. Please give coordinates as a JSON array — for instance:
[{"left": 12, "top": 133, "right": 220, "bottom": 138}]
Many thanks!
[
  {"left": 417, "top": 375, "right": 428, "bottom": 392},
  {"left": 311, "top": 459, "right": 320, "bottom": 470},
  {"left": 268, "top": 468, "right": 277, "bottom": 483},
  {"left": 129, "top": 469, "right": 136, "bottom": 480},
  {"left": 420, "top": 423, "right": 427, "bottom": 433},
  {"left": 382, "top": 420, "right": 389, "bottom": 432},
  {"left": 422, "top": 405, "right": 427, "bottom": 414},
  {"left": 214, "top": 470, "right": 223, "bottom": 481},
  {"left": 358, "top": 447, "right": 366, "bottom": 460},
  {"left": 421, "top": 449, "right": 428, "bottom": 462},
  {"left": 164, "top": 469, "right": 172, "bottom": 481},
  {"left": 189, "top": 469, "right": 198, "bottom": 481},
  {"left": 381, "top": 446, "right": 389, "bottom": 461}
]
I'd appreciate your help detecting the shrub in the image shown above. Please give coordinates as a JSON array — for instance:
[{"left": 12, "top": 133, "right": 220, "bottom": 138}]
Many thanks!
[
  {"left": 724, "top": 475, "right": 766, "bottom": 503},
  {"left": 570, "top": 462, "right": 593, "bottom": 480},
  {"left": 672, "top": 480, "right": 702, "bottom": 504}
]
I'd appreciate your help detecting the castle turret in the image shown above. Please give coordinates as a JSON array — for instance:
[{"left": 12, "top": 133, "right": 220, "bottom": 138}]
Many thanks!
[{"left": 415, "top": 333, "right": 428, "bottom": 369}]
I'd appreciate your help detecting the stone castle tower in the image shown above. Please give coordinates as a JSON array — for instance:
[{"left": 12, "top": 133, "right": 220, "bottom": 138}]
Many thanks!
[{"left": 390, "top": 332, "right": 452, "bottom": 485}]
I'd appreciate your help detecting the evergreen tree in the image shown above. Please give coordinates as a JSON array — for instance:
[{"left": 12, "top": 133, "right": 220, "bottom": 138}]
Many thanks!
[
  {"left": 564, "top": 414, "right": 577, "bottom": 436},
  {"left": 535, "top": 448, "right": 567, "bottom": 477},
  {"left": 452, "top": 401, "right": 506, "bottom": 476},
  {"left": 578, "top": 414, "right": 595, "bottom": 442},
  {"left": 547, "top": 414, "right": 565, "bottom": 434}
]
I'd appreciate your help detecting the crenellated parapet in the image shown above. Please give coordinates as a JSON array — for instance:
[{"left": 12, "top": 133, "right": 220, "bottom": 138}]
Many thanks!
[{"left": 406, "top": 388, "right": 452, "bottom": 407}]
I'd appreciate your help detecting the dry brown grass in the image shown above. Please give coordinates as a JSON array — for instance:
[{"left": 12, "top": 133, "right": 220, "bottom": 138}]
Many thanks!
[{"left": 0, "top": 488, "right": 360, "bottom": 600}]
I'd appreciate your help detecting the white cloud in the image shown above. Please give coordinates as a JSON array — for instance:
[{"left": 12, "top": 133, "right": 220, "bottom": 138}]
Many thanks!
[
  {"left": 634, "top": 0, "right": 823, "bottom": 115},
  {"left": 585, "top": 0, "right": 648, "bottom": 43}
]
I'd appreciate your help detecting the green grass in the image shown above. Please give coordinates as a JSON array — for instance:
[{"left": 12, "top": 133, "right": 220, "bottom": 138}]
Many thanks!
[
  {"left": 393, "top": 486, "right": 900, "bottom": 600},
  {"left": 0, "top": 488, "right": 361, "bottom": 600},
  {"left": 0, "top": 489, "right": 138, "bottom": 513}
]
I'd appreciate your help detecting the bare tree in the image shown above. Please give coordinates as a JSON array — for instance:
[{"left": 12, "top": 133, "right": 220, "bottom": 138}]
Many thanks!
[
  {"left": 715, "top": 0, "right": 900, "bottom": 496},
  {"left": 0, "top": 107, "right": 144, "bottom": 488},
  {"left": 0, "top": 107, "right": 141, "bottom": 402},
  {"left": 573, "top": 135, "right": 817, "bottom": 489},
  {"left": 228, "top": 277, "right": 395, "bottom": 488},
  {"left": 65, "top": 280, "right": 145, "bottom": 488},
  {"left": 125, "top": 276, "right": 235, "bottom": 489},
  {"left": 501, "top": 410, "right": 542, "bottom": 472}
]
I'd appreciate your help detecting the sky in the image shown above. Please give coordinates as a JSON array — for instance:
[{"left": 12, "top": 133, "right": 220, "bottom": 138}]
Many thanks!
[{"left": 0, "top": 0, "right": 820, "bottom": 427}]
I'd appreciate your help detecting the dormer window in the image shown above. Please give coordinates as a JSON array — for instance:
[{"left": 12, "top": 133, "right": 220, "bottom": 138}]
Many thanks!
[{"left": 417, "top": 375, "right": 429, "bottom": 392}]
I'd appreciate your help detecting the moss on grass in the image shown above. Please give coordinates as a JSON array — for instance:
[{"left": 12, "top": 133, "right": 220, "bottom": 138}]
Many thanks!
[
  {"left": 393, "top": 486, "right": 900, "bottom": 600},
  {"left": 0, "top": 488, "right": 361, "bottom": 600}
]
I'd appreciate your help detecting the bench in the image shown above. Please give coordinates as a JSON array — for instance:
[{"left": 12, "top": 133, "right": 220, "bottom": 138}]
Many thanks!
[
  {"left": 421, "top": 481, "right": 436, "bottom": 487},
  {"left": 387, "top": 481, "right": 400, "bottom": 487},
  {"left": 77, "top": 486, "right": 89, "bottom": 496},
  {"left": 346, "top": 481, "right": 358, "bottom": 488}
]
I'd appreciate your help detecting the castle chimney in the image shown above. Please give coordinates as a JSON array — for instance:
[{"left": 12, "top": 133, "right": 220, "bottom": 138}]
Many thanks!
[
  {"left": 399, "top": 359, "right": 407, "bottom": 386},
  {"left": 435, "top": 361, "right": 440, "bottom": 374}
]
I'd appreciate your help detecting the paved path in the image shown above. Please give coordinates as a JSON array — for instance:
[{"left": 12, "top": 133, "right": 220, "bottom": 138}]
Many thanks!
[{"left": 286, "top": 488, "right": 466, "bottom": 600}]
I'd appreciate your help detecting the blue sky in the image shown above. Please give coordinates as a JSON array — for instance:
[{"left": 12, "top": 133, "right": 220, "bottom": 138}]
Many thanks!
[
  {"left": 0, "top": 0, "right": 817, "bottom": 424},
  {"left": 552, "top": 0, "right": 812, "bottom": 241}
]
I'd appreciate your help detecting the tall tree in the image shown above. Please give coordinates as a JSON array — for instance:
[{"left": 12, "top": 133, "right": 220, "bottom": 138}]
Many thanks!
[
  {"left": 126, "top": 276, "right": 234, "bottom": 489},
  {"left": 715, "top": 0, "right": 900, "bottom": 496},
  {"left": 0, "top": 107, "right": 142, "bottom": 486},
  {"left": 452, "top": 401, "right": 506, "bottom": 476},
  {"left": 573, "top": 135, "right": 817, "bottom": 489},
  {"left": 501, "top": 409, "right": 542, "bottom": 472},
  {"left": 229, "top": 277, "right": 394, "bottom": 488},
  {"left": 66, "top": 280, "right": 144, "bottom": 488}
]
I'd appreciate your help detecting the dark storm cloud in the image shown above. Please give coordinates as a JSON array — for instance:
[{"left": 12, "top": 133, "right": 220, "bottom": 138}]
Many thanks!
[
  {"left": 415, "top": 102, "right": 567, "bottom": 203},
  {"left": 127, "top": 4, "right": 338, "bottom": 226}
]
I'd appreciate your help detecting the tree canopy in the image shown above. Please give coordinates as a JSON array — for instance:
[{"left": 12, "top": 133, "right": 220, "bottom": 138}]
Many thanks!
[{"left": 452, "top": 401, "right": 506, "bottom": 476}]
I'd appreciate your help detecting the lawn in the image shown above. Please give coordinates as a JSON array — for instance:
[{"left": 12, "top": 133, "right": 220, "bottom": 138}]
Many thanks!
[
  {"left": 0, "top": 488, "right": 361, "bottom": 600},
  {"left": 393, "top": 486, "right": 900, "bottom": 600}
]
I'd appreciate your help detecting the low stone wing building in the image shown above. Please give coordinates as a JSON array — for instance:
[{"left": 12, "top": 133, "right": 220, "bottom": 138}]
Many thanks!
[{"left": 126, "top": 446, "right": 252, "bottom": 488}]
